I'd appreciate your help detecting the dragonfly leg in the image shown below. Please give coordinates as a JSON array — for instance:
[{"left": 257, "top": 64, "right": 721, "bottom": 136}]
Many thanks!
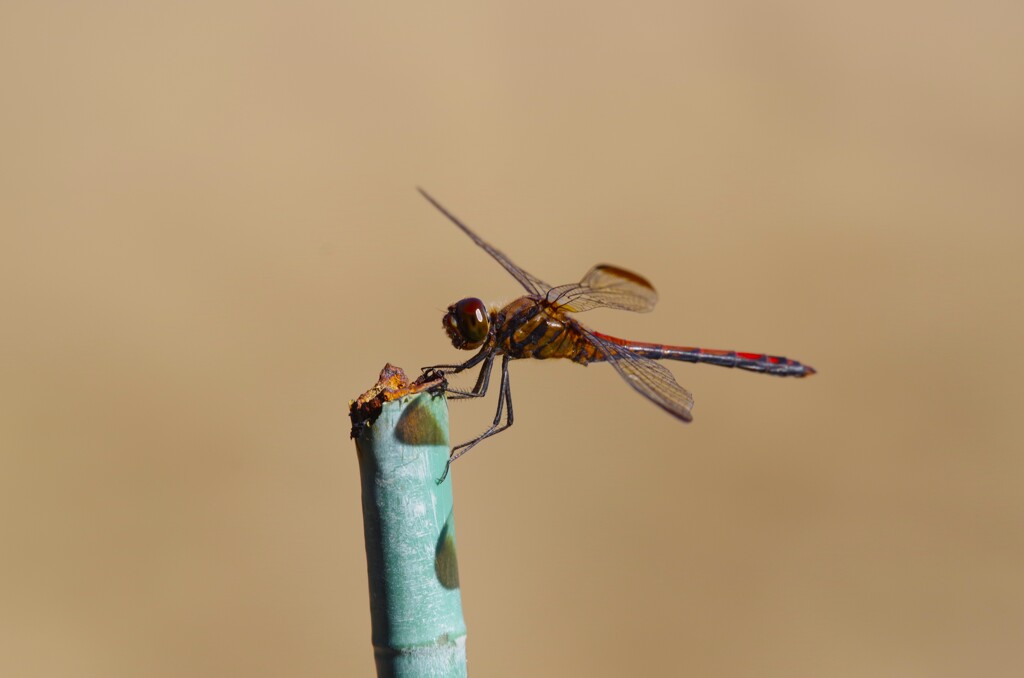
[
  {"left": 422, "top": 344, "right": 490, "bottom": 375},
  {"left": 438, "top": 355, "right": 514, "bottom": 482},
  {"left": 446, "top": 354, "right": 495, "bottom": 400}
]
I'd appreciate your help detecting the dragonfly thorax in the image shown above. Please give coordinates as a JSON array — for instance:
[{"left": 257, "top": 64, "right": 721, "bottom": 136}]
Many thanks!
[{"left": 443, "top": 297, "right": 492, "bottom": 350}]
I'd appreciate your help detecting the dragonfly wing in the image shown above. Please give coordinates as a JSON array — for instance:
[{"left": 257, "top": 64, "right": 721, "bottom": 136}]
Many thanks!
[
  {"left": 546, "top": 264, "right": 658, "bottom": 313},
  {"left": 418, "top": 188, "right": 551, "bottom": 296},
  {"left": 585, "top": 329, "right": 694, "bottom": 422}
]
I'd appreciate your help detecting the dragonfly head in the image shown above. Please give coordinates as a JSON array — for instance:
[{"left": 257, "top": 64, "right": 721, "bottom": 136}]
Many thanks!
[{"left": 443, "top": 297, "right": 490, "bottom": 350}]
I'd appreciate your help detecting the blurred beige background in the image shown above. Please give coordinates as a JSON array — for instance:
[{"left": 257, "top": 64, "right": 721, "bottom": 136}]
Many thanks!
[{"left": 1, "top": 1, "right": 1022, "bottom": 676}]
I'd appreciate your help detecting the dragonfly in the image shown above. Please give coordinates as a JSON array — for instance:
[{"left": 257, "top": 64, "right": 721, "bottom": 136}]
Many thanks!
[{"left": 419, "top": 188, "right": 815, "bottom": 473}]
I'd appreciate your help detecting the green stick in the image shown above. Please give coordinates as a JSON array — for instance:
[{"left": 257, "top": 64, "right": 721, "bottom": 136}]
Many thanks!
[{"left": 351, "top": 366, "right": 467, "bottom": 677}]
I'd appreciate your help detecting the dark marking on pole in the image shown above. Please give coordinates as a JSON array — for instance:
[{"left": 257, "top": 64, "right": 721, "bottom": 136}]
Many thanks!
[
  {"left": 395, "top": 393, "right": 449, "bottom": 446},
  {"left": 435, "top": 516, "right": 460, "bottom": 590}
]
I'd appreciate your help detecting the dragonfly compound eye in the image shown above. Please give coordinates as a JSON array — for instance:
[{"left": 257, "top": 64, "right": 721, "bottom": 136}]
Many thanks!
[{"left": 451, "top": 297, "right": 489, "bottom": 348}]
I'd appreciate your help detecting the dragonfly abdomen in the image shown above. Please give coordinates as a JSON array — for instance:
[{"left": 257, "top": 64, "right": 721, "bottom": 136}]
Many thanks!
[{"left": 590, "top": 332, "right": 815, "bottom": 377}]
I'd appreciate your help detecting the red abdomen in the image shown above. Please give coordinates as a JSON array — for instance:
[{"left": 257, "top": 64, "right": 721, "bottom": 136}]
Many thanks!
[{"left": 589, "top": 332, "right": 816, "bottom": 377}]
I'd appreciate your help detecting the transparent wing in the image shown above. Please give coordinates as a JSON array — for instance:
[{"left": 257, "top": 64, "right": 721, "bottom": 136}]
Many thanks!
[
  {"left": 418, "top": 188, "right": 550, "bottom": 296},
  {"left": 546, "top": 264, "right": 658, "bottom": 313},
  {"left": 584, "top": 329, "right": 694, "bottom": 422}
]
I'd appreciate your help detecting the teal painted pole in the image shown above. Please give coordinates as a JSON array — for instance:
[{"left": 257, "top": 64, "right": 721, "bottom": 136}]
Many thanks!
[{"left": 351, "top": 366, "right": 467, "bottom": 677}]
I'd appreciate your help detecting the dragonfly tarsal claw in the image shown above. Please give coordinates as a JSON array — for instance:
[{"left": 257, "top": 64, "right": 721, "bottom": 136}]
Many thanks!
[
  {"left": 436, "top": 458, "right": 453, "bottom": 485},
  {"left": 419, "top": 367, "right": 446, "bottom": 381}
]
